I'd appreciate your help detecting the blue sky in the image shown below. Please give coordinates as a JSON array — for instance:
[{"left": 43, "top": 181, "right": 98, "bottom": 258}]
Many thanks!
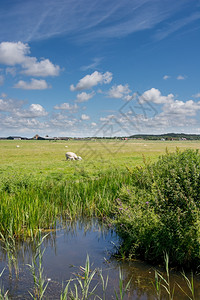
[{"left": 0, "top": 0, "right": 200, "bottom": 137}]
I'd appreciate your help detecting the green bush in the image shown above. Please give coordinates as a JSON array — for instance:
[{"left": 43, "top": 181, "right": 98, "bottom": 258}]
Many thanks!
[{"left": 114, "top": 149, "right": 200, "bottom": 268}]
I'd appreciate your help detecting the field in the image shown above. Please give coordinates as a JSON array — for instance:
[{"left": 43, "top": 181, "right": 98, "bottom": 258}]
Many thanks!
[{"left": 1, "top": 139, "right": 200, "bottom": 180}]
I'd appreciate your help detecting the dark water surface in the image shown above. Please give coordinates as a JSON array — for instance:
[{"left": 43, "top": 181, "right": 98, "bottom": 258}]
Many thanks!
[{"left": 1, "top": 219, "right": 200, "bottom": 299}]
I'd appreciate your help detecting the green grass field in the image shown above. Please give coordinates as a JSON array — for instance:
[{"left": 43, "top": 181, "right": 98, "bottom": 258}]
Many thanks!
[{"left": 1, "top": 139, "right": 200, "bottom": 180}]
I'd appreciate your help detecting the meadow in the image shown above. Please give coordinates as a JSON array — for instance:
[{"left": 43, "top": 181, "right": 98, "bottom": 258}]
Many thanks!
[{"left": 1, "top": 139, "right": 200, "bottom": 180}]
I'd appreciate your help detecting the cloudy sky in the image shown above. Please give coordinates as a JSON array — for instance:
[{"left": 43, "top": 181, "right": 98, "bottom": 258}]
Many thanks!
[{"left": 0, "top": 0, "right": 200, "bottom": 137}]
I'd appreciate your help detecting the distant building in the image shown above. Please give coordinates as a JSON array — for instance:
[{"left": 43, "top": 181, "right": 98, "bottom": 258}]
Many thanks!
[
  {"left": 32, "top": 134, "right": 45, "bottom": 140},
  {"left": 7, "top": 136, "right": 27, "bottom": 140},
  {"left": 58, "top": 137, "right": 70, "bottom": 140}
]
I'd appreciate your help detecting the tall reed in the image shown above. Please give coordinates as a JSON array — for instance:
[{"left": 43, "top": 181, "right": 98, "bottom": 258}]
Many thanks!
[{"left": 0, "top": 168, "right": 131, "bottom": 239}]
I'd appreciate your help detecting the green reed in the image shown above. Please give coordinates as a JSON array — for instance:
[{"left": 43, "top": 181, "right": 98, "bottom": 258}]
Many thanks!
[
  {"left": 0, "top": 168, "right": 131, "bottom": 239},
  {"left": 27, "top": 231, "right": 50, "bottom": 300}
]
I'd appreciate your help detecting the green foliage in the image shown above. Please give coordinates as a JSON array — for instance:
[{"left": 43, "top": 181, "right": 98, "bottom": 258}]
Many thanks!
[{"left": 114, "top": 149, "right": 200, "bottom": 267}]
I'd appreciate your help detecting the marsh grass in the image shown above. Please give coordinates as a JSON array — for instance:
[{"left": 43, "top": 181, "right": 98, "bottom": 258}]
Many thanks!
[
  {"left": 0, "top": 166, "right": 131, "bottom": 239},
  {"left": 27, "top": 231, "right": 50, "bottom": 299},
  {"left": 60, "top": 255, "right": 131, "bottom": 300},
  {"left": 0, "top": 227, "right": 19, "bottom": 277},
  {"left": 0, "top": 268, "right": 9, "bottom": 300}
]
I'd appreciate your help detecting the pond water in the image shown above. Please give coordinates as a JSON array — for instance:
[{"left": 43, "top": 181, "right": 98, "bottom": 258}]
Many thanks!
[{"left": 0, "top": 218, "right": 200, "bottom": 299}]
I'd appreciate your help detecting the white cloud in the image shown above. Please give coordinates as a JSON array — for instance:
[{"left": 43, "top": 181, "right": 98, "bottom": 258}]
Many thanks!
[
  {"left": 163, "top": 99, "right": 200, "bottom": 116},
  {"left": 0, "top": 42, "right": 60, "bottom": 77},
  {"left": 0, "top": 42, "right": 29, "bottom": 65},
  {"left": 81, "top": 114, "right": 90, "bottom": 120},
  {"left": 177, "top": 75, "right": 186, "bottom": 80},
  {"left": 15, "top": 104, "right": 48, "bottom": 118},
  {"left": 75, "top": 91, "right": 95, "bottom": 103},
  {"left": 193, "top": 93, "right": 200, "bottom": 98},
  {"left": 14, "top": 78, "right": 50, "bottom": 90},
  {"left": 139, "top": 88, "right": 174, "bottom": 104},
  {"left": 107, "top": 84, "right": 131, "bottom": 99},
  {"left": 70, "top": 71, "right": 112, "bottom": 91},
  {"left": 54, "top": 102, "right": 78, "bottom": 112},
  {"left": 0, "top": 97, "right": 25, "bottom": 112},
  {"left": 163, "top": 75, "right": 170, "bottom": 80},
  {"left": 22, "top": 57, "right": 60, "bottom": 77},
  {"left": 91, "top": 122, "right": 97, "bottom": 126},
  {"left": 0, "top": 75, "right": 4, "bottom": 85}
]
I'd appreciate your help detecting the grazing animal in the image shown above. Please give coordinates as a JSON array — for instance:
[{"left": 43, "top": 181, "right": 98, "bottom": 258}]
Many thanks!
[{"left": 65, "top": 152, "right": 82, "bottom": 161}]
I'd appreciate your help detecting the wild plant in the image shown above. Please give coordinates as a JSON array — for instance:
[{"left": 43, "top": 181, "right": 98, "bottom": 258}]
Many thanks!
[
  {"left": 0, "top": 268, "right": 9, "bottom": 300},
  {"left": 114, "top": 268, "right": 131, "bottom": 300},
  {"left": 27, "top": 231, "right": 49, "bottom": 300},
  {"left": 177, "top": 271, "right": 196, "bottom": 300},
  {"left": 0, "top": 225, "right": 19, "bottom": 277},
  {"left": 98, "top": 269, "right": 109, "bottom": 300},
  {"left": 153, "top": 254, "right": 175, "bottom": 300},
  {"left": 63, "top": 255, "right": 99, "bottom": 300}
]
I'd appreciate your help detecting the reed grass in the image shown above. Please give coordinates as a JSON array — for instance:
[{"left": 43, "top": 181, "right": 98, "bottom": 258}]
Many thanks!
[
  {"left": 0, "top": 168, "right": 131, "bottom": 239},
  {"left": 27, "top": 231, "right": 50, "bottom": 300}
]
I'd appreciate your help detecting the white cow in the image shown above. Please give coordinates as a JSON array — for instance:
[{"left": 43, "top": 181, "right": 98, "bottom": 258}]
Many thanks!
[{"left": 65, "top": 152, "right": 82, "bottom": 161}]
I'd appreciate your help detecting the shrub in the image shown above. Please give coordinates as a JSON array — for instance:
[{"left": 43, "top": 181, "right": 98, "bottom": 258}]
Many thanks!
[{"left": 114, "top": 149, "right": 200, "bottom": 268}]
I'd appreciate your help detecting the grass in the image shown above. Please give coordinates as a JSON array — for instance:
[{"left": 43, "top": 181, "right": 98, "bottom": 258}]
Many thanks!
[{"left": 1, "top": 139, "right": 200, "bottom": 180}]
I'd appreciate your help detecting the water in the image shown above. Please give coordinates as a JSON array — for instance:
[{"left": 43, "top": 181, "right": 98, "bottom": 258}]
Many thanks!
[{"left": 0, "top": 218, "right": 200, "bottom": 299}]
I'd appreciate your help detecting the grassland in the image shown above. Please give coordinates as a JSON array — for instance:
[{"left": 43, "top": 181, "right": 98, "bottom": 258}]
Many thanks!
[
  {"left": 0, "top": 139, "right": 200, "bottom": 239},
  {"left": 1, "top": 139, "right": 200, "bottom": 179}
]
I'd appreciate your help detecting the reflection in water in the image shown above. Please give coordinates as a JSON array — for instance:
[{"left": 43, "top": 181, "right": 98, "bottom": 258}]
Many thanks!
[{"left": 0, "top": 218, "right": 200, "bottom": 299}]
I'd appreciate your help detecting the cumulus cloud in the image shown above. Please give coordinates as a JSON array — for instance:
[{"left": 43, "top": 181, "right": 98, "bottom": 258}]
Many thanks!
[
  {"left": 0, "top": 95, "right": 47, "bottom": 118},
  {"left": 163, "top": 99, "right": 200, "bottom": 116},
  {"left": 0, "top": 42, "right": 29, "bottom": 65},
  {"left": 163, "top": 75, "right": 170, "bottom": 80},
  {"left": 14, "top": 78, "right": 50, "bottom": 90},
  {"left": 81, "top": 114, "right": 90, "bottom": 120},
  {"left": 22, "top": 58, "right": 60, "bottom": 77},
  {"left": 107, "top": 84, "right": 131, "bottom": 99},
  {"left": 139, "top": 88, "right": 174, "bottom": 104},
  {"left": 54, "top": 102, "right": 78, "bottom": 112},
  {"left": 70, "top": 71, "right": 112, "bottom": 91},
  {"left": 177, "top": 75, "right": 186, "bottom": 80},
  {"left": 0, "top": 42, "right": 60, "bottom": 77},
  {"left": 0, "top": 97, "right": 25, "bottom": 112},
  {"left": 75, "top": 91, "right": 95, "bottom": 103},
  {"left": 15, "top": 104, "right": 48, "bottom": 118}
]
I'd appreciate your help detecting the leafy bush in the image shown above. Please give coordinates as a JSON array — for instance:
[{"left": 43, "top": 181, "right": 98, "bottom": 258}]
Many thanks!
[{"left": 114, "top": 149, "right": 200, "bottom": 268}]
